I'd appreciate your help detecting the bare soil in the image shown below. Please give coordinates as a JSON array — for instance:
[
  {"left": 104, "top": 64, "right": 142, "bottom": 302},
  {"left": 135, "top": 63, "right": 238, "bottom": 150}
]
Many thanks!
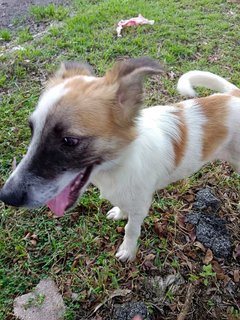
[{"left": 0, "top": 0, "right": 70, "bottom": 28}]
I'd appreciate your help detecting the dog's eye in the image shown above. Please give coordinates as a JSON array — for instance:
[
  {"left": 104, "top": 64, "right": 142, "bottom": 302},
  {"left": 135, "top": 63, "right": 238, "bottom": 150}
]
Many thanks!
[{"left": 63, "top": 137, "right": 79, "bottom": 147}]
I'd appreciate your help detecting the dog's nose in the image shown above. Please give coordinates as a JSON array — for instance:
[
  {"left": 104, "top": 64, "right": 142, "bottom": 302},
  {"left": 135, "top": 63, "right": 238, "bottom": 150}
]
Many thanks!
[
  {"left": 0, "top": 188, "right": 28, "bottom": 207},
  {"left": 0, "top": 176, "right": 28, "bottom": 208}
]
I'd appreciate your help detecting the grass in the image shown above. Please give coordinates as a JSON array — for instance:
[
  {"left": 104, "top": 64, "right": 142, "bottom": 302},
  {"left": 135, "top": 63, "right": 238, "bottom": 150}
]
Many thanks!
[
  {"left": 0, "top": 0, "right": 240, "bottom": 319},
  {"left": 29, "top": 4, "right": 69, "bottom": 22},
  {"left": 0, "top": 29, "right": 11, "bottom": 42}
]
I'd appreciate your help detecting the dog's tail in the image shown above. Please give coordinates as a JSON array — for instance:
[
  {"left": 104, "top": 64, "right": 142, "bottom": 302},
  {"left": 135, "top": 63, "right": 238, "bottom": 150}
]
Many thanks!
[{"left": 177, "top": 70, "right": 238, "bottom": 97}]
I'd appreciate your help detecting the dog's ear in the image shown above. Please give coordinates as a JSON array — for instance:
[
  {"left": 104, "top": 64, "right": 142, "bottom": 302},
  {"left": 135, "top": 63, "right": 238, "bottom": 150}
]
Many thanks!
[
  {"left": 56, "top": 61, "right": 95, "bottom": 78},
  {"left": 105, "top": 57, "right": 164, "bottom": 126}
]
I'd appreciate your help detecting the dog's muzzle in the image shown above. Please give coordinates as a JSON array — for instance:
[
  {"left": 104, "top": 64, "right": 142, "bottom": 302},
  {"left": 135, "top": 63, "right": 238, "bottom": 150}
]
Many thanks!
[{"left": 0, "top": 176, "right": 28, "bottom": 207}]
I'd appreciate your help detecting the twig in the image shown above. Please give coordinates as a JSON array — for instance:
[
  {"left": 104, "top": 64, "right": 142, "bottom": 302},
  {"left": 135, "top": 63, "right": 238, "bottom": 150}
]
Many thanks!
[{"left": 177, "top": 283, "right": 195, "bottom": 320}]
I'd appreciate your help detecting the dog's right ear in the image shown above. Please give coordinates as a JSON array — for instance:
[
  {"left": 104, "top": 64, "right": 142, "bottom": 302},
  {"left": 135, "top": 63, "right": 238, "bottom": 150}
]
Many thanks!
[
  {"left": 56, "top": 61, "right": 95, "bottom": 79},
  {"left": 105, "top": 57, "right": 164, "bottom": 126}
]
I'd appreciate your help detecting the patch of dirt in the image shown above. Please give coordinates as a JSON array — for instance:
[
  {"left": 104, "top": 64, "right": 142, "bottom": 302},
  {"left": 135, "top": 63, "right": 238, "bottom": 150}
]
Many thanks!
[{"left": 0, "top": 0, "right": 70, "bottom": 29}]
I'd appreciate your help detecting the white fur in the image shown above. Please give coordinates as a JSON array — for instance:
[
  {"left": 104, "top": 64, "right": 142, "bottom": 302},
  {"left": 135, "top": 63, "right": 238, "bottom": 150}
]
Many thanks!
[
  {"left": 8, "top": 76, "right": 96, "bottom": 201},
  {"left": 92, "top": 94, "right": 240, "bottom": 261},
  {"left": 9, "top": 83, "right": 68, "bottom": 183},
  {"left": 6, "top": 69, "right": 240, "bottom": 262},
  {"left": 177, "top": 70, "right": 238, "bottom": 97}
]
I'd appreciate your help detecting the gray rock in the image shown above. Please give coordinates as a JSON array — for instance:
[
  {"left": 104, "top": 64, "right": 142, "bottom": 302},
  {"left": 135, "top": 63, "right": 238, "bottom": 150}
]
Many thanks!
[
  {"left": 186, "top": 212, "right": 200, "bottom": 225},
  {"left": 192, "top": 188, "right": 221, "bottom": 212},
  {"left": 14, "top": 278, "right": 66, "bottom": 320},
  {"left": 211, "top": 235, "right": 232, "bottom": 258},
  {"left": 113, "top": 302, "right": 149, "bottom": 320},
  {"left": 186, "top": 189, "right": 232, "bottom": 258}
]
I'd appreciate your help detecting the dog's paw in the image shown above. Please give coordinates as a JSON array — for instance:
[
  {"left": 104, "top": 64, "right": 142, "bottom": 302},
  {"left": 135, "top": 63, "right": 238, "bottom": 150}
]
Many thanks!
[
  {"left": 116, "top": 242, "right": 137, "bottom": 262},
  {"left": 107, "top": 207, "right": 128, "bottom": 220}
]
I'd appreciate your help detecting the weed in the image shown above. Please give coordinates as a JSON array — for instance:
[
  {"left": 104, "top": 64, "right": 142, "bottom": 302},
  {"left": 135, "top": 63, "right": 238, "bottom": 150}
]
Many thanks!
[
  {"left": 200, "top": 264, "right": 216, "bottom": 286},
  {"left": 229, "top": 306, "right": 240, "bottom": 317},
  {"left": 23, "top": 293, "right": 45, "bottom": 309},
  {"left": 0, "top": 29, "right": 11, "bottom": 41},
  {"left": 29, "top": 4, "right": 69, "bottom": 22},
  {"left": 166, "top": 289, "right": 174, "bottom": 302},
  {"left": 18, "top": 29, "right": 33, "bottom": 43},
  {"left": 188, "top": 274, "right": 200, "bottom": 283}
]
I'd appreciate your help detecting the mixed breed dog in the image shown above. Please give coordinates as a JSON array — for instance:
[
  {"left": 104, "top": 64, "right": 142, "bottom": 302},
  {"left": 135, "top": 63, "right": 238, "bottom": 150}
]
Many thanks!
[{"left": 0, "top": 57, "right": 239, "bottom": 261}]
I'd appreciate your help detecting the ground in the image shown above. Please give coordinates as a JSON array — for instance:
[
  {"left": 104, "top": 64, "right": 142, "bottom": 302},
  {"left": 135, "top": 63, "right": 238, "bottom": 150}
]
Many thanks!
[
  {"left": 0, "top": 0, "right": 239, "bottom": 319},
  {"left": 0, "top": 0, "right": 69, "bottom": 28}
]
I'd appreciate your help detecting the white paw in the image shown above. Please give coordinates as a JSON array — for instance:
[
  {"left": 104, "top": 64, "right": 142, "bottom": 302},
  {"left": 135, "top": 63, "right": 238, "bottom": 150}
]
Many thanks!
[
  {"left": 115, "top": 241, "right": 137, "bottom": 262},
  {"left": 107, "top": 207, "right": 128, "bottom": 220}
]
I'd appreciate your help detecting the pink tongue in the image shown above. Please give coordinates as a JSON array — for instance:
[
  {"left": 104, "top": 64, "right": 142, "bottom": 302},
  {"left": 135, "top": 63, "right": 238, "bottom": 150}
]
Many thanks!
[{"left": 47, "top": 184, "right": 71, "bottom": 217}]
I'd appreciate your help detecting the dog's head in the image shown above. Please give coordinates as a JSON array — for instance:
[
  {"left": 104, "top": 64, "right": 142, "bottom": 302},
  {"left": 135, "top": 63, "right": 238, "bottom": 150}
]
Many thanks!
[{"left": 0, "top": 58, "right": 163, "bottom": 216}]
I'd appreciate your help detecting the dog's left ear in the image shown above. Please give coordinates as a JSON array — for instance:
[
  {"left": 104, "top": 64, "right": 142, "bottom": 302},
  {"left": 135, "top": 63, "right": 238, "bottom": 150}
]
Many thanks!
[
  {"left": 56, "top": 61, "right": 95, "bottom": 79},
  {"left": 105, "top": 57, "right": 164, "bottom": 126}
]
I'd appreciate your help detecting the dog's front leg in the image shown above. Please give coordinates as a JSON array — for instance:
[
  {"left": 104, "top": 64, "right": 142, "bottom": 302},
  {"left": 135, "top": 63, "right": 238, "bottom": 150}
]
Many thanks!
[
  {"left": 116, "top": 208, "right": 149, "bottom": 262},
  {"left": 107, "top": 207, "right": 128, "bottom": 220}
]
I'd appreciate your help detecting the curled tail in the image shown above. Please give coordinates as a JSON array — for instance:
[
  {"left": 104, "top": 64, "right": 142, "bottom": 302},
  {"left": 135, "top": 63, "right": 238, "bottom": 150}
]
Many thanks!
[{"left": 177, "top": 70, "right": 238, "bottom": 97}]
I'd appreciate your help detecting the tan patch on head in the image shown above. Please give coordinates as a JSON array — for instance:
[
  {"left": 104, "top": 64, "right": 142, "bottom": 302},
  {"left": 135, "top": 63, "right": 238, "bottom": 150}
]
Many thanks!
[
  {"left": 172, "top": 105, "right": 188, "bottom": 167},
  {"left": 44, "top": 57, "right": 163, "bottom": 158},
  {"left": 55, "top": 77, "right": 137, "bottom": 144},
  {"left": 46, "top": 61, "right": 94, "bottom": 89},
  {"left": 230, "top": 89, "right": 240, "bottom": 97},
  {"left": 197, "top": 95, "right": 229, "bottom": 160}
]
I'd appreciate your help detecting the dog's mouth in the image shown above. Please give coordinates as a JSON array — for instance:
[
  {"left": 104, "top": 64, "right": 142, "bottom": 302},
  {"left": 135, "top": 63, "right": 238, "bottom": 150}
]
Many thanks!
[{"left": 47, "top": 165, "right": 93, "bottom": 216}]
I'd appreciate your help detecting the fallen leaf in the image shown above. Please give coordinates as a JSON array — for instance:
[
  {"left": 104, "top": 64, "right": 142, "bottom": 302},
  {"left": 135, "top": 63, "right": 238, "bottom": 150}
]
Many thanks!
[
  {"left": 183, "top": 194, "right": 195, "bottom": 203},
  {"left": 223, "top": 275, "right": 231, "bottom": 287},
  {"left": 189, "top": 228, "right": 196, "bottom": 242},
  {"left": 142, "top": 260, "right": 156, "bottom": 271},
  {"left": 154, "top": 221, "right": 168, "bottom": 238},
  {"left": 193, "top": 241, "right": 206, "bottom": 252},
  {"left": 233, "top": 243, "right": 240, "bottom": 259},
  {"left": 212, "top": 260, "right": 226, "bottom": 280},
  {"left": 30, "top": 239, "right": 37, "bottom": 246},
  {"left": 92, "top": 289, "right": 131, "bottom": 315},
  {"left": 144, "top": 253, "right": 155, "bottom": 261},
  {"left": 116, "top": 226, "right": 124, "bottom": 234},
  {"left": 177, "top": 214, "right": 186, "bottom": 229},
  {"left": 23, "top": 232, "right": 31, "bottom": 240},
  {"left": 91, "top": 316, "right": 103, "bottom": 320},
  {"left": 12, "top": 157, "right": 17, "bottom": 171},
  {"left": 203, "top": 249, "right": 213, "bottom": 264},
  {"left": 233, "top": 269, "right": 239, "bottom": 283}
]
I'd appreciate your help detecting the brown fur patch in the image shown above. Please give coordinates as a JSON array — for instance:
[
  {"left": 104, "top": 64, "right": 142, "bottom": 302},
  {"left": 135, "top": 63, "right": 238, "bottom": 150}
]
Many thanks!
[
  {"left": 45, "top": 58, "right": 163, "bottom": 159},
  {"left": 56, "top": 77, "right": 137, "bottom": 145},
  {"left": 230, "top": 89, "right": 240, "bottom": 97},
  {"left": 197, "top": 95, "right": 229, "bottom": 160},
  {"left": 172, "top": 105, "right": 188, "bottom": 167}
]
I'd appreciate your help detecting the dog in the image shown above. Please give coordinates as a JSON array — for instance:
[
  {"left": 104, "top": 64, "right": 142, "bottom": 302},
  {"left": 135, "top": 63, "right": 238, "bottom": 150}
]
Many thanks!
[{"left": 0, "top": 58, "right": 240, "bottom": 262}]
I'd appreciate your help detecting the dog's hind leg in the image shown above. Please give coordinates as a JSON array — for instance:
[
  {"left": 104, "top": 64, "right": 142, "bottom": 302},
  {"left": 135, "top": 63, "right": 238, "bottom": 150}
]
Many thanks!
[{"left": 107, "top": 207, "right": 128, "bottom": 220}]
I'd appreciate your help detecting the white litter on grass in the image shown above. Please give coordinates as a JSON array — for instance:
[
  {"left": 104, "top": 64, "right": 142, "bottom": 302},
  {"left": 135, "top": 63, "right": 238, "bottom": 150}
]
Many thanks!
[
  {"left": 116, "top": 14, "right": 154, "bottom": 37},
  {"left": 14, "top": 278, "right": 66, "bottom": 320},
  {"left": 10, "top": 45, "right": 25, "bottom": 52}
]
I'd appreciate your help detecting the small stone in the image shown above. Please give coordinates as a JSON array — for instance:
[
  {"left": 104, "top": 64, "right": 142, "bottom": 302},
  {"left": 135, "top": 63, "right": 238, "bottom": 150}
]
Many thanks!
[
  {"left": 193, "top": 188, "right": 221, "bottom": 212},
  {"left": 113, "top": 302, "right": 149, "bottom": 320},
  {"left": 187, "top": 212, "right": 232, "bottom": 258},
  {"left": 14, "top": 278, "right": 65, "bottom": 320},
  {"left": 186, "top": 212, "right": 200, "bottom": 225},
  {"left": 212, "top": 235, "right": 232, "bottom": 258}
]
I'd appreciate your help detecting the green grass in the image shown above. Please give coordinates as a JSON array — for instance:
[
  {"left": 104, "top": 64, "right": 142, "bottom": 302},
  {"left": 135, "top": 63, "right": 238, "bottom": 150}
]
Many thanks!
[
  {"left": 29, "top": 4, "right": 69, "bottom": 21},
  {"left": 18, "top": 29, "right": 33, "bottom": 44},
  {"left": 0, "top": 0, "right": 240, "bottom": 319},
  {"left": 0, "top": 29, "right": 11, "bottom": 41}
]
